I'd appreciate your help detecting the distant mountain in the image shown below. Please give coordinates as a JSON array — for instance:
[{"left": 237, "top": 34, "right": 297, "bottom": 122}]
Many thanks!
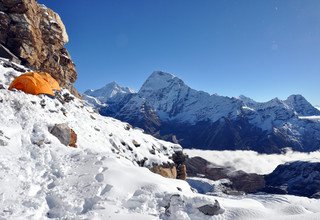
[
  {"left": 84, "top": 81, "right": 135, "bottom": 102},
  {"left": 84, "top": 71, "right": 320, "bottom": 153},
  {"left": 285, "top": 95, "right": 320, "bottom": 116},
  {"left": 83, "top": 82, "right": 135, "bottom": 107}
]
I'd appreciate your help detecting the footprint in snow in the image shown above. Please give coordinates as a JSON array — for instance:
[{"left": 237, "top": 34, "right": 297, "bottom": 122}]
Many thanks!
[
  {"left": 98, "top": 167, "right": 108, "bottom": 173},
  {"left": 94, "top": 161, "right": 103, "bottom": 166},
  {"left": 95, "top": 173, "right": 104, "bottom": 182},
  {"left": 100, "top": 184, "right": 113, "bottom": 196}
]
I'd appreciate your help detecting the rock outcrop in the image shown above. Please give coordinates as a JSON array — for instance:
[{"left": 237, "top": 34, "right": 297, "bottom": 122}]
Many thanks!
[
  {"left": 186, "top": 156, "right": 265, "bottom": 194},
  {"left": 150, "top": 165, "right": 177, "bottom": 179},
  {"left": 263, "top": 161, "right": 320, "bottom": 198},
  {"left": 151, "top": 151, "right": 187, "bottom": 180},
  {"left": 0, "top": 0, "right": 78, "bottom": 95},
  {"left": 172, "top": 151, "right": 187, "bottom": 180}
]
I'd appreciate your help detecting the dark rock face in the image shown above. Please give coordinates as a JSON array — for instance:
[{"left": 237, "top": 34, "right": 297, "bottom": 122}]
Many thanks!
[
  {"left": 159, "top": 117, "right": 299, "bottom": 154},
  {"left": 186, "top": 156, "right": 265, "bottom": 194},
  {"left": 263, "top": 161, "right": 320, "bottom": 198},
  {"left": 0, "top": 45, "right": 21, "bottom": 64},
  {"left": 0, "top": 0, "right": 78, "bottom": 95}
]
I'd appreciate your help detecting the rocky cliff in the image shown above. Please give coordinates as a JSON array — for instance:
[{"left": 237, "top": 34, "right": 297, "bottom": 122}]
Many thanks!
[{"left": 0, "top": 0, "right": 78, "bottom": 95}]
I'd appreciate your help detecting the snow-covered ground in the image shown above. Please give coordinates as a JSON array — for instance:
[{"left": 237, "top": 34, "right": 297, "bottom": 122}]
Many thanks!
[
  {"left": 185, "top": 149, "right": 320, "bottom": 175},
  {"left": 1, "top": 60, "right": 320, "bottom": 219}
]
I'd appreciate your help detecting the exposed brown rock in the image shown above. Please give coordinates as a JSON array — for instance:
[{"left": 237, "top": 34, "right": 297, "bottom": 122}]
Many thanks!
[
  {"left": 178, "top": 164, "right": 187, "bottom": 180},
  {"left": 0, "top": 0, "right": 78, "bottom": 96},
  {"left": 69, "top": 129, "right": 77, "bottom": 148},
  {"left": 172, "top": 151, "right": 188, "bottom": 180},
  {"left": 151, "top": 165, "right": 177, "bottom": 179}
]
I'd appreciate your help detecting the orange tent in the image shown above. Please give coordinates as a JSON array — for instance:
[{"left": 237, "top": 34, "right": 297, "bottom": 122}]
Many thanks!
[
  {"left": 38, "top": 72, "right": 61, "bottom": 91},
  {"left": 9, "top": 72, "right": 60, "bottom": 96}
]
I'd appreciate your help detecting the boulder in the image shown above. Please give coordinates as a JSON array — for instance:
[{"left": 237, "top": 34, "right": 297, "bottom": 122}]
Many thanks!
[
  {"left": 198, "top": 200, "right": 225, "bottom": 216},
  {"left": 0, "top": 0, "right": 78, "bottom": 96},
  {"left": 263, "top": 161, "right": 320, "bottom": 198},
  {"left": 132, "top": 140, "right": 141, "bottom": 147},
  {"left": 49, "top": 123, "right": 77, "bottom": 148},
  {"left": 150, "top": 165, "right": 177, "bottom": 179}
]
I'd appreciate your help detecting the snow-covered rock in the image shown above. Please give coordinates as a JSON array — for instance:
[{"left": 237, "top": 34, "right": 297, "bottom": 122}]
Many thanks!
[{"left": 87, "top": 71, "right": 320, "bottom": 153}]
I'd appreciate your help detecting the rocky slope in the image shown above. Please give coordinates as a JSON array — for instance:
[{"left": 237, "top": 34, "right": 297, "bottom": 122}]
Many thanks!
[
  {"left": 0, "top": 0, "right": 78, "bottom": 95},
  {"left": 85, "top": 71, "right": 320, "bottom": 153},
  {"left": 263, "top": 161, "right": 320, "bottom": 198},
  {"left": 186, "top": 156, "right": 265, "bottom": 195}
]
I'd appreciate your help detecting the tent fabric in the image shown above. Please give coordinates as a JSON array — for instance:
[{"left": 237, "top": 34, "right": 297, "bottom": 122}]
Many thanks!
[
  {"left": 38, "top": 72, "right": 61, "bottom": 91},
  {"left": 9, "top": 72, "right": 60, "bottom": 96}
]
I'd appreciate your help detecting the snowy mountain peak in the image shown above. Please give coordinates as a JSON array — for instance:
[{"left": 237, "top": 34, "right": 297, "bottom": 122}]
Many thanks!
[
  {"left": 84, "top": 81, "right": 135, "bottom": 103},
  {"left": 285, "top": 94, "right": 320, "bottom": 116},
  {"left": 238, "top": 95, "right": 257, "bottom": 106},
  {"left": 149, "top": 71, "right": 176, "bottom": 80},
  {"left": 139, "top": 71, "right": 185, "bottom": 93}
]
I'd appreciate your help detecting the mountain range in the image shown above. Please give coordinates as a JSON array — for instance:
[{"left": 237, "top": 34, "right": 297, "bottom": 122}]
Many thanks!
[{"left": 84, "top": 71, "right": 320, "bottom": 153}]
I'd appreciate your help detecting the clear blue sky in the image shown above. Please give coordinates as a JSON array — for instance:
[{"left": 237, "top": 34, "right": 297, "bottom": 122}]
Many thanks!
[{"left": 39, "top": 0, "right": 320, "bottom": 105}]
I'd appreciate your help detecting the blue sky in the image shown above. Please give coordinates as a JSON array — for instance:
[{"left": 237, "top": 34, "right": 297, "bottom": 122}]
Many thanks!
[{"left": 39, "top": 0, "right": 320, "bottom": 105}]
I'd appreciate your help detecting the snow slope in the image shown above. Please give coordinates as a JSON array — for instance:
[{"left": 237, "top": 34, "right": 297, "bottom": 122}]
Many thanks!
[{"left": 1, "top": 60, "right": 320, "bottom": 219}]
